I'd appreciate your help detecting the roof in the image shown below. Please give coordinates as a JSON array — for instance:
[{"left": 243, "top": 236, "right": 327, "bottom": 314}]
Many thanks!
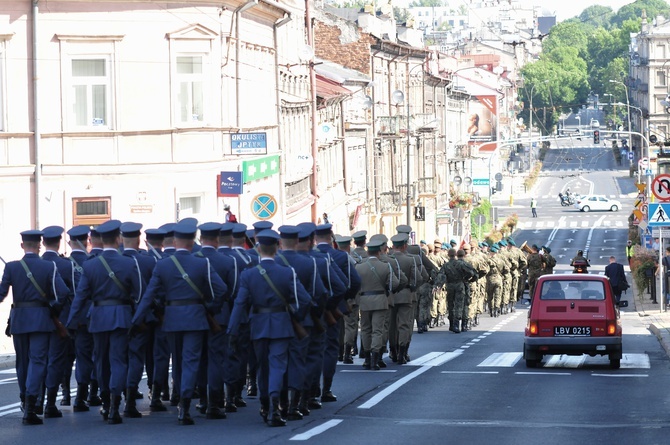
[
  {"left": 316, "top": 75, "right": 351, "bottom": 100},
  {"left": 314, "top": 58, "right": 371, "bottom": 86}
]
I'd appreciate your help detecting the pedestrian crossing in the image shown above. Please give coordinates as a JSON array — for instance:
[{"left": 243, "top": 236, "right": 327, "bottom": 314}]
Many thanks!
[
  {"left": 519, "top": 219, "right": 626, "bottom": 229},
  {"left": 339, "top": 351, "right": 650, "bottom": 370}
]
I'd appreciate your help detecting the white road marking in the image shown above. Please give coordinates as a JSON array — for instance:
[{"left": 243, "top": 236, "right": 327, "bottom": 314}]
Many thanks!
[
  {"left": 441, "top": 371, "right": 499, "bottom": 375},
  {"left": 591, "top": 374, "right": 648, "bottom": 378},
  {"left": 290, "top": 419, "right": 344, "bottom": 441},
  {"left": 478, "top": 352, "right": 522, "bottom": 367},
  {"left": 340, "top": 370, "right": 396, "bottom": 373},
  {"left": 406, "top": 351, "right": 444, "bottom": 366},
  {"left": 515, "top": 371, "right": 572, "bottom": 376},
  {"left": 408, "top": 351, "right": 463, "bottom": 367}
]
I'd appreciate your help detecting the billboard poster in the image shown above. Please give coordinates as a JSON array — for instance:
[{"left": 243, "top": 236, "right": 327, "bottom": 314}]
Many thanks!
[{"left": 468, "top": 95, "right": 497, "bottom": 142}]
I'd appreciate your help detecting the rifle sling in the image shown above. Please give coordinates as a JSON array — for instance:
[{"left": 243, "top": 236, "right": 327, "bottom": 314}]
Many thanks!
[
  {"left": 98, "top": 255, "right": 129, "bottom": 296},
  {"left": 19, "top": 259, "right": 47, "bottom": 298},
  {"left": 256, "top": 265, "right": 293, "bottom": 314},
  {"left": 169, "top": 256, "right": 205, "bottom": 299}
]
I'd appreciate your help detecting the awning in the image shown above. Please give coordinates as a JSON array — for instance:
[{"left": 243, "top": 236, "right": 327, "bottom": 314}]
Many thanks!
[
  {"left": 477, "top": 141, "right": 498, "bottom": 153},
  {"left": 316, "top": 75, "right": 351, "bottom": 100}
]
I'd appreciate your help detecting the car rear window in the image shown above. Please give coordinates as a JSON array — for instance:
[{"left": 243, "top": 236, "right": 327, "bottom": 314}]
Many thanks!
[{"left": 539, "top": 280, "right": 605, "bottom": 300}]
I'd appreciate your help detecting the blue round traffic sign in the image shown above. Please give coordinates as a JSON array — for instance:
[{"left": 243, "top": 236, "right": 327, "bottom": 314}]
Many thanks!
[{"left": 251, "top": 193, "right": 278, "bottom": 220}]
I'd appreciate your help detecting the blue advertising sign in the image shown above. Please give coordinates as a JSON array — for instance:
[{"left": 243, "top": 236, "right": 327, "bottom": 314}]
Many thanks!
[
  {"left": 231, "top": 132, "right": 267, "bottom": 155},
  {"left": 219, "top": 171, "right": 243, "bottom": 196}
]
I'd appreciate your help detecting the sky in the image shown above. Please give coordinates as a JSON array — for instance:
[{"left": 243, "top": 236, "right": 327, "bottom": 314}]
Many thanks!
[{"left": 520, "top": 0, "right": 637, "bottom": 22}]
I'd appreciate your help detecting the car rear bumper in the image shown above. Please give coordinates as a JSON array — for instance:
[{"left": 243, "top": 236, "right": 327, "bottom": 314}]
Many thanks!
[{"left": 524, "top": 336, "right": 622, "bottom": 356}]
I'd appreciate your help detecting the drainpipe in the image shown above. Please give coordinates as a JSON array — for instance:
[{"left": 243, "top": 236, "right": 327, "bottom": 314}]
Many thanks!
[
  {"left": 235, "top": 0, "right": 258, "bottom": 129},
  {"left": 32, "top": 0, "right": 40, "bottom": 229},
  {"left": 274, "top": 14, "right": 291, "bottom": 223},
  {"left": 306, "top": 0, "right": 317, "bottom": 223}
]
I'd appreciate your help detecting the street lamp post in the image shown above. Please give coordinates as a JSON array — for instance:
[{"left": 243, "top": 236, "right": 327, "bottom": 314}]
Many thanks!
[{"left": 609, "top": 79, "right": 631, "bottom": 135}]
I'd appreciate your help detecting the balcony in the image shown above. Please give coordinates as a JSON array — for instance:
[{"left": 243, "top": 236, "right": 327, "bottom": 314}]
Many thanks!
[
  {"left": 414, "top": 113, "right": 439, "bottom": 132},
  {"left": 418, "top": 177, "right": 435, "bottom": 194},
  {"left": 376, "top": 116, "right": 406, "bottom": 136},
  {"left": 379, "top": 191, "right": 402, "bottom": 213}
]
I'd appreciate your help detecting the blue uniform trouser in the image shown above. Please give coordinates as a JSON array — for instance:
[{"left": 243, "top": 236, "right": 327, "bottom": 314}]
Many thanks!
[
  {"left": 207, "top": 329, "right": 236, "bottom": 391},
  {"left": 93, "top": 328, "right": 128, "bottom": 396},
  {"left": 287, "top": 328, "right": 310, "bottom": 391},
  {"left": 14, "top": 332, "right": 50, "bottom": 398},
  {"left": 254, "top": 337, "right": 290, "bottom": 399},
  {"left": 74, "top": 327, "right": 94, "bottom": 385},
  {"left": 127, "top": 329, "right": 149, "bottom": 389},
  {"left": 237, "top": 323, "right": 251, "bottom": 386},
  {"left": 153, "top": 328, "right": 170, "bottom": 391},
  {"left": 304, "top": 330, "right": 325, "bottom": 394},
  {"left": 169, "top": 331, "right": 205, "bottom": 399},
  {"left": 322, "top": 322, "right": 341, "bottom": 381},
  {"left": 46, "top": 332, "right": 68, "bottom": 390}
]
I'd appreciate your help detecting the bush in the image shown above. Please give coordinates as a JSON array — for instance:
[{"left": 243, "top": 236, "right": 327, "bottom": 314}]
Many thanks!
[
  {"left": 523, "top": 161, "right": 543, "bottom": 190},
  {"left": 630, "top": 246, "right": 657, "bottom": 296}
]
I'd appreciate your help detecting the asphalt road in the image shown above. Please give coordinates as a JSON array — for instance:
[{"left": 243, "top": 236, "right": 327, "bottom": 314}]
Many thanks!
[{"left": 2, "top": 142, "right": 670, "bottom": 443}]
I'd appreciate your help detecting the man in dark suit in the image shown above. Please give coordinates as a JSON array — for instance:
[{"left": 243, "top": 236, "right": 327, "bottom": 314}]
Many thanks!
[
  {"left": 604, "top": 255, "right": 628, "bottom": 303},
  {"left": 67, "top": 220, "right": 143, "bottom": 424},
  {"left": 0, "top": 230, "right": 70, "bottom": 425},
  {"left": 131, "top": 222, "right": 226, "bottom": 425},
  {"left": 227, "top": 229, "right": 311, "bottom": 427}
]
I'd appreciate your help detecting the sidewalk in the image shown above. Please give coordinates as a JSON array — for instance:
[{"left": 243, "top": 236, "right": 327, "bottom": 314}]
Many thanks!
[{"left": 630, "top": 279, "right": 670, "bottom": 358}]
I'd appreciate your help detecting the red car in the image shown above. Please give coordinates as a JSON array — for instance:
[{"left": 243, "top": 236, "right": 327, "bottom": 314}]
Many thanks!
[{"left": 523, "top": 274, "right": 627, "bottom": 369}]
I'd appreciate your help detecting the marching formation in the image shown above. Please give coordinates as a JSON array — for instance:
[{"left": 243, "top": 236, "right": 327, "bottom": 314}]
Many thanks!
[{"left": 0, "top": 219, "right": 552, "bottom": 427}]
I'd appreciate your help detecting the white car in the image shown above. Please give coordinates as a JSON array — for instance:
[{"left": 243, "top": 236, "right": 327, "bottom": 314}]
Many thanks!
[
  {"left": 573, "top": 195, "right": 621, "bottom": 212},
  {"left": 590, "top": 119, "right": 600, "bottom": 128}
]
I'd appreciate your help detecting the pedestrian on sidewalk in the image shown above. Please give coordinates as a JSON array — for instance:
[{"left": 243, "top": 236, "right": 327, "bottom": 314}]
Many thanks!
[
  {"left": 625, "top": 240, "right": 634, "bottom": 266},
  {"left": 530, "top": 197, "right": 537, "bottom": 218},
  {"left": 604, "top": 256, "right": 628, "bottom": 304},
  {"left": 663, "top": 247, "right": 670, "bottom": 304}
]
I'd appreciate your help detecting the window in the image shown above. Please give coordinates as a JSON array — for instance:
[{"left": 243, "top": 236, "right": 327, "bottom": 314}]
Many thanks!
[
  {"left": 72, "top": 197, "right": 111, "bottom": 227},
  {"left": 72, "top": 58, "right": 110, "bottom": 127},
  {"left": 657, "top": 70, "right": 666, "bottom": 87},
  {"left": 178, "top": 195, "right": 202, "bottom": 219},
  {"left": 176, "top": 55, "right": 204, "bottom": 123}
]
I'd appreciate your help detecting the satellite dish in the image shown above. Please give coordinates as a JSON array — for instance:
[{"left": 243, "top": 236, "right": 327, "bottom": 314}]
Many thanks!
[
  {"left": 492, "top": 66, "right": 504, "bottom": 75},
  {"left": 391, "top": 90, "right": 405, "bottom": 105},
  {"left": 362, "top": 95, "right": 373, "bottom": 110},
  {"left": 298, "top": 45, "right": 314, "bottom": 62}
]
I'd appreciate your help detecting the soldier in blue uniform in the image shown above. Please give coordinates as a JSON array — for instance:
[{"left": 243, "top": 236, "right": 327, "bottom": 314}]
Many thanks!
[
  {"left": 276, "top": 225, "right": 328, "bottom": 420},
  {"left": 66, "top": 224, "right": 99, "bottom": 411},
  {"left": 119, "top": 222, "right": 157, "bottom": 418},
  {"left": 131, "top": 222, "right": 226, "bottom": 425},
  {"left": 227, "top": 229, "right": 311, "bottom": 427},
  {"left": 0, "top": 230, "right": 70, "bottom": 425},
  {"left": 41, "top": 226, "right": 78, "bottom": 418},
  {"left": 193, "top": 222, "right": 235, "bottom": 419},
  {"left": 89, "top": 228, "right": 103, "bottom": 257},
  {"left": 313, "top": 224, "right": 361, "bottom": 403},
  {"left": 67, "top": 220, "right": 142, "bottom": 425},
  {"left": 296, "top": 222, "right": 347, "bottom": 412},
  {"left": 230, "top": 223, "right": 258, "bottom": 399},
  {"left": 157, "top": 223, "right": 179, "bottom": 405}
]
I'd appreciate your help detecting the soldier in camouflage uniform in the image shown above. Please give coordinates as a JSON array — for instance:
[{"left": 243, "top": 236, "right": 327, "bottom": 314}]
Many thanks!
[
  {"left": 506, "top": 238, "right": 526, "bottom": 311},
  {"left": 440, "top": 249, "right": 477, "bottom": 332},
  {"left": 541, "top": 246, "right": 557, "bottom": 275},
  {"left": 527, "top": 244, "right": 545, "bottom": 298},
  {"left": 499, "top": 240, "right": 517, "bottom": 314},
  {"left": 463, "top": 242, "right": 485, "bottom": 328},
  {"left": 415, "top": 245, "right": 434, "bottom": 333},
  {"left": 486, "top": 245, "right": 505, "bottom": 317},
  {"left": 473, "top": 242, "right": 490, "bottom": 321},
  {"left": 345, "top": 230, "right": 368, "bottom": 359},
  {"left": 428, "top": 240, "right": 446, "bottom": 327}
]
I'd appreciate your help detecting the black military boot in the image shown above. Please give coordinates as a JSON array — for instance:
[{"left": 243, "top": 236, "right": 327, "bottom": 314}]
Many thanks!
[
  {"left": 170, "top": 388, "right": 180, "bottom": 406},
  {"left": 453, "top": 318, "right": 461, "bottom": 334},
  {"left": 362, "top": 351, "right": 371, "bottom": 370},
  {"left": 108, "top": 394, "right": 123, "bottom": 424},
  {"left": 286, "top": 389, "right": 303, "bottom": 421},
  {"left": 123, "top": 387, "right": 142, "bottom": 418},
  {"left": 195, "top": 385, "right": 208, "bottom": 414},
  {"left": 307, "top": 386, "right": 322, "bottom": 410},
  {"left": 259, "top": 396, "right": 270, "bottom": 423},
  {"left": 73, "top": 384, "right": 90, "bottom": 412},
  {"left": 224, "top": 383, "right": 238, "bottom": 412},
  {"left": 343, "top": 343, "right": 354, "bottom": 364},
  {"left": 377, "top": 353, "right": 387, "bottom": 369},
  {"left": 178, "top": 398, "right": 194, "bottom": 425},
  {"left": 44, "top": 389, "right": 63, "bottom": 418},
  {"left": 462, "top": 318, "right": 470, "bottom": 332},
  {"left": 161, "top": 381, "right": 170, "bottom": 402},
  {"left": 389, "top": 346, "right": 398, "bottom": 363},
  {"left": 20, "top": 393, "right": 25, "bottom": 412},
  {"left": 234, "top": 381, "right": 247, "bottom": 408},
  {"left": 35, "top": 387, "right": 45, "bottom": 415},
  {"left": 397, "top": 346, "right": 407, "bottom": 365},
  {"left": 371, "top": 352, "right": 381, "bottom": 371},
  {"left": 321, "top": 378, "right": 337, "bottom": 402},
  {"left": 205, "top": 388, "right": 227, "bottom": 420},
  {"left": 88, "top": 380, "right": 102, "bottom": 407},
  {"left": 22, "top": 395, "right": 43, "bottom": 425},
  {"left": 297, "top": 391, "right": 310, "bottom": 416},
  {"left": 279, "top": 388, "right": 289, "bottom": 419},
  {"left": 60, "top": 382, "right": 71, "bottom": 406},
  {"left": 246, "top": 370, "right": 258, "bottom": 398},
  {"left": 149, "top": 383, "right": 167, "bottom": 412},
  {"left": 99, "top": 391, "right": 110, "bottom": 421},
  {"left": 269, "top": 397, "right": 286, "bottom": 427}
]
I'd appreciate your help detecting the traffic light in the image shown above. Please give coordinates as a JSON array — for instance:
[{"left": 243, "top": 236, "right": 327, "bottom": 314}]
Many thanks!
[
  {"left": 491, "top": 187, "right": 496, "bottom": 195},
  {"left": 593, "top": 130, "right": 600, "bottom": 144},
  {"left": 496, "top": 180, "right": 503, "bottom": 192}
]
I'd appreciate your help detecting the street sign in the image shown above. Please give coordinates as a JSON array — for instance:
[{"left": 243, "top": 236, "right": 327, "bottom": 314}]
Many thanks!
[
  {"left": 217, "top": 171, "right": 243, "bottom": 196},
  {"left": 652, "top": 174, "right": 670, "bottom": 201},
  {"left": 494, "top": 172, "right": 503, "bottom": 181},
  {"left": 647, "top": 203, "right": 670, "bottom": 226},
  {"left": 453, "top": 176, "right": 462, "bottom": 186},
  {"left": 646, "top": 169, "right": 653, "bottom": 176},
  {"left": 472, "top": 178, "right": 489, "bottom": 186},
  {"left": 475, "top": 214, "right": 486, "bottom": 225},
  {"left": 251, "top": 193, "right": 278, "bottom": 220},
  {"left": 639, "top": 157, "right": 649, "bottom": 168},
  {"left": 628, "top": 151, "right": 633, "bottom": 160}
]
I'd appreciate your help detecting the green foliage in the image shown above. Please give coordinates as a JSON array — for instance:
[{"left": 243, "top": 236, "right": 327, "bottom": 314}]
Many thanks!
[
  {"left": 579, "top": 5, "right": 615, "bottom": 28},
  {"left": 611, "top": 0, "right": 670, "bottom": 28},
  {"left": 409, "top": 0, "right": 444, "bottom": 6},
  {"left": 471, "top": 200, "right": 493, "bottom": 238}
]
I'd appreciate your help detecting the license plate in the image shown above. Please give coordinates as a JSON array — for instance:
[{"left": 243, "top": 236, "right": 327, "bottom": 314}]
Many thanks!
[{"left": 554, "top": 326, "right": 591, "bottom": 336}]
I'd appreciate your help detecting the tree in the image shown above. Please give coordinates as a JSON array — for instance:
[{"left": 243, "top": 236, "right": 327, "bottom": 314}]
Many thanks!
[
  {"left": 579, "top": 5, "right": 615, "bottom": 29},
  {"left": 612, "top": 0, "right": 670, "bottom": 28}
]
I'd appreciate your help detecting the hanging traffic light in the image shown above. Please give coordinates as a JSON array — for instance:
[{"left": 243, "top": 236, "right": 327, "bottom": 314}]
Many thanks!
[
  {"left": 593, "top": 130, "right": 600, "bottom": 144},
  {"left": 491, "top": 187, "right": 497, "bottom": 195}
]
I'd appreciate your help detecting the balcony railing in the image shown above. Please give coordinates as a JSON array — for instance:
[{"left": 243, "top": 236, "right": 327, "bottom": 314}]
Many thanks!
[
  {"left": 379, "top": 191, "right": 402, "bottom": 212},
  {"left": 414, "top": 113, "right": 439, "bottom": 132},
  {"left": 418, "top": 177, "right": 435, "bottom": 193},
  {"left": 376, "top": 116, "right": 406, "bottom": 136}
]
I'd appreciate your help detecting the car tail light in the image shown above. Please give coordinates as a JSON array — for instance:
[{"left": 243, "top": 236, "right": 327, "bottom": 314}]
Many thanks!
[
  {"left": 528, "top": 320, "right": 538, "bottom": 335},
  {"left": 607, "top": 322, "right": 616, "bottom": 335}
]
